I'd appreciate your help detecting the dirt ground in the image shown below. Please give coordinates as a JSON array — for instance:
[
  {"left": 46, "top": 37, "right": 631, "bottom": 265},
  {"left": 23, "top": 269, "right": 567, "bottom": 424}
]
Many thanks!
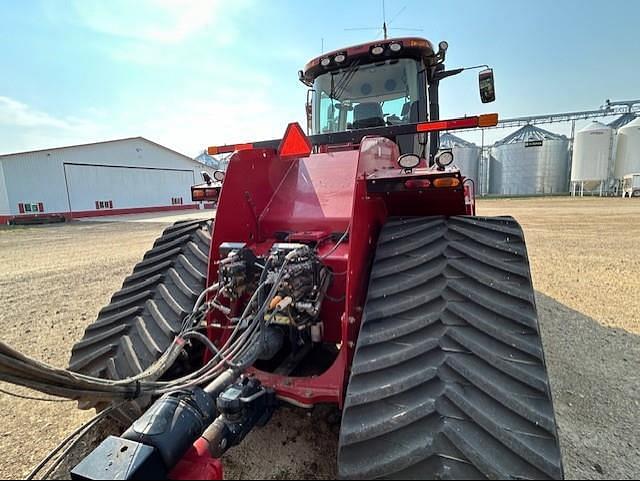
[{"left": 0, "top": 197, "right": 638, "bottom": 480}]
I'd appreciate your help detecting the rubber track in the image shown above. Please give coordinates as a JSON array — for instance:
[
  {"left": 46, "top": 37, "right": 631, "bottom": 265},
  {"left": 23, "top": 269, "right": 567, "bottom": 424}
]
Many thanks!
[
  {"left": 338, "top": 216, "right": 564, "bottom": 480},
  {"left": 68, "top": 219, "right": 212, "bottom": 422}
]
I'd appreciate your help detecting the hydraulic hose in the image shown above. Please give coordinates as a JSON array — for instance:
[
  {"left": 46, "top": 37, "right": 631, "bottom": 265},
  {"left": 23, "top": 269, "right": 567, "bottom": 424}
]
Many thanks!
[{"left": 0, "top": 249, "right": 299, "bottom": 405}]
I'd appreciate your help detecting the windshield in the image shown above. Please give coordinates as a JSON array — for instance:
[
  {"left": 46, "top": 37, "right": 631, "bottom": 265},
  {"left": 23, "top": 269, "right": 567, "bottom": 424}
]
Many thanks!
[{"left": 312, "top": 58, "right": 425, "bottom": 135}]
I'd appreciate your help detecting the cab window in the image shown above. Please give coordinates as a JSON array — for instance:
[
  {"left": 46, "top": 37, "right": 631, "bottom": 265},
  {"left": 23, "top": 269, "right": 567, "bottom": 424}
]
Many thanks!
[{"left": 313, "top": 58, "right": 424, "bottom": 134}]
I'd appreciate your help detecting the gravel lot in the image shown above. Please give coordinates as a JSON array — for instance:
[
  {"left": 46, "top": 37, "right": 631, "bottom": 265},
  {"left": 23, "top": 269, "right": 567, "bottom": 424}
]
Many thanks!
[{"left": 0, "top": 197, "right": 638, "bottom": 480}]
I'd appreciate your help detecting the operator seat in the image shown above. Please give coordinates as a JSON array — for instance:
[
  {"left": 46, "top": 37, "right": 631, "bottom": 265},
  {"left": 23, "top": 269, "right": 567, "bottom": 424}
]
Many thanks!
[
  {"left": 401, "top": 101, "right": 421, "bottom": 123},
  {"left": 353, "top": 102, "right": 385, "bottom": 129},
  {"left": 397, "top": 101, "right": 423, "bottom": 155}
]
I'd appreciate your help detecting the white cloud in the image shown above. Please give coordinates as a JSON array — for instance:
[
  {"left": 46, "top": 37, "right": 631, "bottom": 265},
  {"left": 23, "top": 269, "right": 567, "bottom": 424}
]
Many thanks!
[
  {"left": 0, "top": 97, "right": 72, "bottom": 129},
  {"left": 73, "top": 0, "right": 240, "bottom": 45},
  {"left": 0, "top": 96, "right": 103, "bottom": 134},
  {"left": 0, "top": 97, "right": 110, "bottom": 155}
]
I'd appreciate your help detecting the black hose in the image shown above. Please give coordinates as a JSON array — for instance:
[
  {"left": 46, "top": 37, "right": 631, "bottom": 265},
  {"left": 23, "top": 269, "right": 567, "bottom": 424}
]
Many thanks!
[{"left": 26, "top": 403, "right": 125, "bottom": 480}]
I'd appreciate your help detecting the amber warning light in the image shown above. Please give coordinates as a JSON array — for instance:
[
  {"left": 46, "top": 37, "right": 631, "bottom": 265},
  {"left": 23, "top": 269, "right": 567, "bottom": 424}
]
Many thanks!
[{"left": 192, "top": 185, "right": 220, "bottom": 202}]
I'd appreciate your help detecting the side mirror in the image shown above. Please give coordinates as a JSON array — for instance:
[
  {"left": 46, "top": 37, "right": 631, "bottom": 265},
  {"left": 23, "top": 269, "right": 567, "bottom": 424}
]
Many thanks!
[
  {"left": 479, "top": 68, "right": 496, "bottom": 103},
  {"left": 213, "top": 170, "right": 226, "bottom": 182}
]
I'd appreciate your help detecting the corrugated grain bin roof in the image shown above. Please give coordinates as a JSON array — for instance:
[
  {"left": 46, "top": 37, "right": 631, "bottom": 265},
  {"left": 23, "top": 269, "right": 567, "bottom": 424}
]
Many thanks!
[
  {"left": 494, "top": 125, "right": 566, "bottom": 146},
  {"left": 440, "top": 133, "right": 477, "bottom": 148}
]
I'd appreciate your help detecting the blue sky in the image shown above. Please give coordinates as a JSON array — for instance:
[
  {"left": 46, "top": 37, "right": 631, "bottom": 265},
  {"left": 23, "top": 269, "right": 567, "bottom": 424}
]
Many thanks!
[{"left": 0, "top": 0, "right": 638, "bottom": 156}]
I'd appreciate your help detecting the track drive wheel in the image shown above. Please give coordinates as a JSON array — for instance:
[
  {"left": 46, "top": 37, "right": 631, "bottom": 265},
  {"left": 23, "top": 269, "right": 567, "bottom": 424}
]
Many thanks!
[
  {"left": 338, "top": 216, "right": 564, "bottom": 480},
  {"left": 68, "top": 219, "right": 212, "bottom": 424}
]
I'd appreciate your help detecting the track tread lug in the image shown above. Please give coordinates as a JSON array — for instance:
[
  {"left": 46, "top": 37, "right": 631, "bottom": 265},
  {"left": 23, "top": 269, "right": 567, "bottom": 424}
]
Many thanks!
[
  {"left": 338, "top": 216, "right": 563, "bottom": 480},
  {"left": 68, "top": 220, "right": 212, "bottom": 418}
]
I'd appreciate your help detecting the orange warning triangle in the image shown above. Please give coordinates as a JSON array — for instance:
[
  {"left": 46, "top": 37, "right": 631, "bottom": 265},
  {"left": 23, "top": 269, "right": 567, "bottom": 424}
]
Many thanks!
[{"left": 278, "top": 122, "right": 312, "bottom": 160}]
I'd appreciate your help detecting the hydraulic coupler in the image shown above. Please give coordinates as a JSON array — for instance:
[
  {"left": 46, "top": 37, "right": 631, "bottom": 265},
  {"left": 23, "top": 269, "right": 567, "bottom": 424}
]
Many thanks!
[{"left": 202, "top": 377, "right": 277, "bottom": 458}]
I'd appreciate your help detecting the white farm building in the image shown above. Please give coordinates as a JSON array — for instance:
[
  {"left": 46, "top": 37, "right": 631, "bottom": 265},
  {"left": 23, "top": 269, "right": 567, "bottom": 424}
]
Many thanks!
[{"left": 0, "top": 137, "right": 216, "bottom": 224}]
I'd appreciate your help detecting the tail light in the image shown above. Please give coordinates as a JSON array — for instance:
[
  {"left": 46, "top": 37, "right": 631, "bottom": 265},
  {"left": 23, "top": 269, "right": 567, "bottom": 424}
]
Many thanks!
[
  {"left": 192, "top": 186, "right": 220, "bottom": 202},
  {"left": 404, "top": 179, "right": 431, "bottom": 190},
  {"left": 433, "top": 177, "right": 461, "bottom": 188}
]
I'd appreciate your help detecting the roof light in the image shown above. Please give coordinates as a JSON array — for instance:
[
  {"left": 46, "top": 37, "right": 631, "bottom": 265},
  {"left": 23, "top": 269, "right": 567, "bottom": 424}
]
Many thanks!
[
  {"left": 321, "top": 57, "right": 331, "bottom": 67},
  {"left": 278, "top": 122, "right": 312, "bottom": 160},
  {"left": 334, "top": 53, "right": 347, "bottom": 63},
  {"left": 389, "top": 43, "right": 402, "bottom": 52},
  {"left": 408, "top": 39, "right": 429, "bottom": 48},
  {"left": 371, "top": 45, "right": 385, "bottom": 56}
]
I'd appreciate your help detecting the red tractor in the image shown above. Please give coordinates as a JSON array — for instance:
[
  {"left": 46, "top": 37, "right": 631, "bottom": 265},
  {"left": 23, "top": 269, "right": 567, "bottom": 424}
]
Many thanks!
[{"left": 29, "top": 37, "right": 563, "bottom": 480}]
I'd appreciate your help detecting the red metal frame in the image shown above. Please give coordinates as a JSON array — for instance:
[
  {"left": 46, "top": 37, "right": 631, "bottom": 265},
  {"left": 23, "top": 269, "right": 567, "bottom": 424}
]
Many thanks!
[
  {"left": 204, "top": 127, "right": 470, "bottom": 408},
  {"left": 170, "top": 438, "right": 223, "bottom": 481}
]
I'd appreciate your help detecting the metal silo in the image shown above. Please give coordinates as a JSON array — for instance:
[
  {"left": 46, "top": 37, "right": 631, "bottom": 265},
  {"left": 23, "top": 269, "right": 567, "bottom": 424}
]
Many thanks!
[
  {"left": 440, "top": 133, "right": 481, "bottom": 190},
  {"left": 571, "top": 122, "right": 614, "bottom": 195},
  {"left": 490, "top": 125, "right": 570, "bottom": 195},
  {"left": 614, "top": 117, "right": 640, "bottom": 179}
]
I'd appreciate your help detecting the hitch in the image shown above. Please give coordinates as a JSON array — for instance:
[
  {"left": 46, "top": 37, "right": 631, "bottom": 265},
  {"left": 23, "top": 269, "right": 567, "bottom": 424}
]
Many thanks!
[
  {"left": 203, "top": 377, "right": 277, "bottom": 458},
  {"left": 70, "top": 374, "right": 276, "bottom": 481}
]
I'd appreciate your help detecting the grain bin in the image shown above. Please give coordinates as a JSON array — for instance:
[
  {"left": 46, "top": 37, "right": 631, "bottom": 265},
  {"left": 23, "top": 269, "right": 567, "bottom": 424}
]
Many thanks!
[
  {"left": 440, "top": 133, "right": 481, "bottom": 189},
  {"left": 614, "top": 117, "right": 640, "bottom": 179},
  {"left": 571, "top": 122, "right": 614, "bottom": 194},
  {"left": 490, "top": 125, "right": 569, "bottom": 195}
]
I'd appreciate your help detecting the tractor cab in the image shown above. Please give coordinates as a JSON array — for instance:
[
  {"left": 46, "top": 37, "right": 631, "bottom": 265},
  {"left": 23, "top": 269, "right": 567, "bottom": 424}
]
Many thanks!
[{"left": 300, "top": 37, "right": 495, "bottom": 159}]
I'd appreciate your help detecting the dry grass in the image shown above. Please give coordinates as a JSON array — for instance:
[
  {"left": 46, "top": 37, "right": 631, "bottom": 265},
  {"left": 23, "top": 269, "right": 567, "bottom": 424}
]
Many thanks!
[
  {"left": 0, "top": 198, "right": 638, "bottom": 479},
  {"left": 478, "top": 197, "right": 640, "bottom": 334},
  {"left": 0, "top": 222, "right": 167, "bottom": 479}
]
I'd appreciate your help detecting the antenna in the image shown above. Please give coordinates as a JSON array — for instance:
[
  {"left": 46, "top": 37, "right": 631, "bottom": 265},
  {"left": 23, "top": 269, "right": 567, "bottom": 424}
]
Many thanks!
[
  {"left": 382, "top": 0, "right": 388, "bottom": 40},
  {"left": 344, "top": 2, "right": 422, "bottom": 41}
]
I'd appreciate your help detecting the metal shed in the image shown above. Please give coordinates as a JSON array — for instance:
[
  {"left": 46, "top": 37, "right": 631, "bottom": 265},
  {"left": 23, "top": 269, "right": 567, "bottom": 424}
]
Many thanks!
[{"left": 0, "top": 137, "right": 216, "bottom": 224}]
